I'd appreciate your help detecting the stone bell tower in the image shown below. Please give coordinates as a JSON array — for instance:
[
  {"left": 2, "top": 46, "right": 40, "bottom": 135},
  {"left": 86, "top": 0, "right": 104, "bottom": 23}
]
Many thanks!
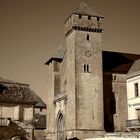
[{"left": 64, "top": 2, "right": 104, "bottom": 139}]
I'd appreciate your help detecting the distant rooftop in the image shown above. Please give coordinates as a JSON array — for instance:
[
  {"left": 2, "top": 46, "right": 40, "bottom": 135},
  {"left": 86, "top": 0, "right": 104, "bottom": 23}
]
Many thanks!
[
  {"left": 127, "top": 59, "right": 140, "bottom": 76},
  {"left": 0, "top": 77, "right": 46, "bottom": 108},
  {"left": 0, "top": 77, "right": 28, "bottom": 85},
  {"left": 103, "top": 51, "right": 140, "bottom": 74},
  {"left": 73, "top": 2, "right": 103, "bottom": 17},
  {"left": 45, "top": 47, "right": 65, "bottom": 65},
  {"left": 46, "top": 49, "right": 140, "bottom": 73}
]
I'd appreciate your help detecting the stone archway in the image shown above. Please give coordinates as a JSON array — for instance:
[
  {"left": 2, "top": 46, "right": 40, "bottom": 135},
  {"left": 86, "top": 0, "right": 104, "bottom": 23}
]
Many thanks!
[{"left": 57, "top": 112, "right": 65, "bottom": 140}]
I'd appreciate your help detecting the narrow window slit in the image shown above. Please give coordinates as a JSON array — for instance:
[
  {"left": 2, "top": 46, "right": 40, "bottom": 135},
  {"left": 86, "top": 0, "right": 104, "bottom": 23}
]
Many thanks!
[{"left": 86, "top": 35, "right": 89, "bottom": 40}]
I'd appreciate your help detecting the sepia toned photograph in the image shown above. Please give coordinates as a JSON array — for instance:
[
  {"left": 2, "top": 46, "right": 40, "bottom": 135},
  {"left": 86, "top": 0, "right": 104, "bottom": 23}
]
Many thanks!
[{"left": 0, "top": 0, "right": 140, "bottom": 140}]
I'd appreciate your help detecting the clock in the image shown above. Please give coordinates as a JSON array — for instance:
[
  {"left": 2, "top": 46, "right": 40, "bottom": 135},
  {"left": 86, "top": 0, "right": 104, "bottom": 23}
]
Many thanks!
[{"left": 85, "top": 51, "right": 91, "bottom": 57}]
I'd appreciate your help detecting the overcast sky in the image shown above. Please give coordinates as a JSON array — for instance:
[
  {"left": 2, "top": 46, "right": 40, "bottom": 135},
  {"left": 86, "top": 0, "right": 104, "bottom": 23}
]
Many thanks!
[{"left": 0, "top": 0, "right": 140, "bottom": 102}]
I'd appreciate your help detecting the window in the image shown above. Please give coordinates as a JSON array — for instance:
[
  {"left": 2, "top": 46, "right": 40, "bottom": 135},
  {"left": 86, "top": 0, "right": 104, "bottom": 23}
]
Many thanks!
[
  {"left": 97, "top": 17, "right": 100, "bottom": 21},
  {"left": 86, "top": 35, "right": 89, "bottom": 40},
  {"left": 79, "top": 14, "right": 82, "bottom": 19},
  {"left": 112, "top": 75, "right": 116, "bottom": 81},
  {"left": 137, "top": 109, "right": 140, "bottom": 120},
  {"left": 83, "top": 64, "right": 91, "bottom": 73},
  {"left": 134, "top": 83, "right": 139, "bottom": 97},
  {"left": 88, "top": 16, "right": 91, "bottom": 20}
]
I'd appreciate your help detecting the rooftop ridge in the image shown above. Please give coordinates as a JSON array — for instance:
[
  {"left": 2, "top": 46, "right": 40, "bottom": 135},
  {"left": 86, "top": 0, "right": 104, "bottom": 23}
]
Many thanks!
[
  {"left": 73, "top": 2, "right": 103, "bottom": 17},
  {"left": 0, "top": 77, "right": 29, "bottom": 86},
  {"left": 45, "top": 47, "right": 66, "bottom": 65},
  {"left": 127, "top": 59, "right": 140, "bottom": 75}
]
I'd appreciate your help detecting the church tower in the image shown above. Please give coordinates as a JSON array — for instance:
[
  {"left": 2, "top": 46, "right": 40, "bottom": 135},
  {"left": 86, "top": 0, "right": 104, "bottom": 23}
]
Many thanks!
[
  {"left": 64, "top": 2, "right": 104, "bottom": 139},
  {"left": 46, "top": 2, "right": 104, "bottom": 140}
]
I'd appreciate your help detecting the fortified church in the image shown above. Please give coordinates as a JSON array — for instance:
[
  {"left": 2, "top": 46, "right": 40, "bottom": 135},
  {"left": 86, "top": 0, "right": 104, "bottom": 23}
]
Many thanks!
[{"left": 45, "top": 2, "right": 140, "bottom": 140}]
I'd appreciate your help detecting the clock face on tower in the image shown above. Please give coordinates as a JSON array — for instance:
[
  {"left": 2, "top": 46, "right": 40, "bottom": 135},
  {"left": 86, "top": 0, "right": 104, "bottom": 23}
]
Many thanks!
[{"left": 85, "top": 51, "right": 91, "bottom": 57}]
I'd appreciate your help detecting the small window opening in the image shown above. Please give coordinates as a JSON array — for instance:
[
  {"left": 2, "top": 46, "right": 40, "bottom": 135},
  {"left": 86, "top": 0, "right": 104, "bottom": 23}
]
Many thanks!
[
  {"left": 97, "top": 17, "right": 100, "bottom": 21},
  {"left": 114, "top": 75, "right": 116, "bottom": 80},
  {"left": 40, "top": 108, "right": 43, "bottom": 112},
  {"left": 88, "top": 16, "right": 91, "bottom": 20},
  {"left": 79, "top": 15, "right": 82, "bottom": 19},
  {"left": 83, "top": 64, "right": 91, "bottom": 73},
  {"left": 86, "top": 35, "right": 89, "bottom": 40},
  {"left": 135, "top": 83, "right": 139, "bottom": 97},
  {"left": 84, "top": 64, "right": 86, "bottom": 72},
  {"left": 87, "top": 64, "right": 89, "bottom": 72}
]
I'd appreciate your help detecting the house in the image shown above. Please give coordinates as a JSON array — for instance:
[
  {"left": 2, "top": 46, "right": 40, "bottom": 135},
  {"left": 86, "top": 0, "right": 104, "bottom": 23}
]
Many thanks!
[
  {"left": 126, "top": 59, "right": 140, "bottom": 131},
  {"left": 45, "top": 2, "right": 140, "bottom": 140},
  {"left": 0, "top": 77, "right": 46, "bottom": 140},
  {"left": 33, "top": 91, "right": 47, "bottom": 140}
]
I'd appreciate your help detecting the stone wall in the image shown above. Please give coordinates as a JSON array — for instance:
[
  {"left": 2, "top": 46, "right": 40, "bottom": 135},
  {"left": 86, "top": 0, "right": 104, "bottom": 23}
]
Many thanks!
[
  {"left": 46, "top": 62, "right": 55, "bottom": 139},
  {"left": 103, "top": 72, "right": 127, "bottom": 132}
]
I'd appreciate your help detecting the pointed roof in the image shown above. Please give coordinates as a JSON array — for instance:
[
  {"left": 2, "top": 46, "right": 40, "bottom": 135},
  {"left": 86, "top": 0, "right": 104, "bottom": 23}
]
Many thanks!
[
  {"left": 53, "top": 47, "right": 65, "bottom": 59},
  {"left": 73, "top": 2, "right": 103, "bottom": 17},
  {"left": 127, "top": 59, "right": 140, "bottom": 76},
  {"left": 45, "top": 48, "right": 66, "bottom": 65}
]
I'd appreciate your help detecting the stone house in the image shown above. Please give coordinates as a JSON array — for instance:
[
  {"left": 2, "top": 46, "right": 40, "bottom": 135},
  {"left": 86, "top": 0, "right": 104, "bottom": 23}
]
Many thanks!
[
  {"left": 126, "top": 59, "right": 140, "bottom": 130},
  {"left": 0, "top": 77, "right": 46, "bottom": 140},
  {"left": 45, "top": 2, "right": 140, "bottom": 140}
]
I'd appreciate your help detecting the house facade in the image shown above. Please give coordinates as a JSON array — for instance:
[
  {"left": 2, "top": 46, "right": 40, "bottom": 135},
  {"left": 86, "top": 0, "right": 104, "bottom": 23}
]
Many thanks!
[
  {"left": 126, "top": 59, "right": 140, "bottom": 130},
  {"left": 45, "top": 2, "right": 140, "bottom": 140},
  {"left": 0, "top": 77, "right": 46, "bottom": 140}
]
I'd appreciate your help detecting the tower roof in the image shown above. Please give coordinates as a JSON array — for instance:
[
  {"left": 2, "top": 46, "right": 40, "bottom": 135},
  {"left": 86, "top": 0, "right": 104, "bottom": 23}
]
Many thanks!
[
  {"left": 45, "top": 47, "right": 65, "bottom": 65},
  {"left": 73, "top": 2, "right": 103, "bottom": 17}
]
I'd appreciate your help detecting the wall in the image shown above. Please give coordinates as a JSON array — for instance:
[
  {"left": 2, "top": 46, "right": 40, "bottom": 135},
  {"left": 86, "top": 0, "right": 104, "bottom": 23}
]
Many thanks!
[
  {"left": 75, "top": 30, "right": 103, "bottom": 131},
  {"left": 24, "top": 106, "right": 33, "bottom": 121},
  {"left": 103, "top": 73, "right": 127, "bottom": 132},
  {"left": 127, "top": 74, "right": 140, "bottom": 120},
  {"left": 46, "top": 62, "right": 55, "bottom": 140},
  {"left": 0, "top": 105, "right": 19, "bottom": 120}
]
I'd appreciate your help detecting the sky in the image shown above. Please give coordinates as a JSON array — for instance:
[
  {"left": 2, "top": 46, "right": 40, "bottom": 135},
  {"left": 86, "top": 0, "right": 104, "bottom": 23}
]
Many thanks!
[{"left": 0, "top": 0, "right": 140, "bottom": 102}]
